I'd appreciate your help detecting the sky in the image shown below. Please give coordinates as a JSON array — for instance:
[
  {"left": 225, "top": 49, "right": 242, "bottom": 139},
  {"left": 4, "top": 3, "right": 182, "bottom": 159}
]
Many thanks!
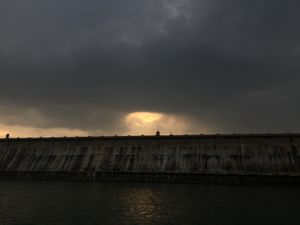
[{"left": 0, "top": 0, "right": 299, "bottom": 137}]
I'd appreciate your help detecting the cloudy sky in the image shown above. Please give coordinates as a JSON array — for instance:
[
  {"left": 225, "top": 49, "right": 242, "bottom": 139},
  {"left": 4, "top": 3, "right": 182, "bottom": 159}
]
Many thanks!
[{"left": 0, "top": 0, "right": 299, "bottom": 137}]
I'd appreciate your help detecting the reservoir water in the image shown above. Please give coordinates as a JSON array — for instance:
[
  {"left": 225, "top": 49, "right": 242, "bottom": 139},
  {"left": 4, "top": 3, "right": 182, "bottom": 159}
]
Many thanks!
[{"left": 0, "top": 181, "right": 299, "bottom": 225}]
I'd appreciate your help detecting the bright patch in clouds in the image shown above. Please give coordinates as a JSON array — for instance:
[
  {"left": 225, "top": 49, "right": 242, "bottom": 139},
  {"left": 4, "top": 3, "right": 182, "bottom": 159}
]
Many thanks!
[
  {"left": 126, "top": 112, "right": 163, "bottom": 125},
  {"left": 125, "top": 111, "right": 189, "bottom": 135}
]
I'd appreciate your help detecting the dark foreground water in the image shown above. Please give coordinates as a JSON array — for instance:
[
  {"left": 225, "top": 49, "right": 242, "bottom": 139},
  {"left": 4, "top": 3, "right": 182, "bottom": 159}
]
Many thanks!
[{"left": 0, "top": 181, "right": 299, "bottom": 225}]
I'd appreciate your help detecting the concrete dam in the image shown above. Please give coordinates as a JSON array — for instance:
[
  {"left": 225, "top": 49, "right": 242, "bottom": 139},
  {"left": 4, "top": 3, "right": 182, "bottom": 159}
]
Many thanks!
[{"left": 0, "top": 134, "right": 300, "bottom": 185}]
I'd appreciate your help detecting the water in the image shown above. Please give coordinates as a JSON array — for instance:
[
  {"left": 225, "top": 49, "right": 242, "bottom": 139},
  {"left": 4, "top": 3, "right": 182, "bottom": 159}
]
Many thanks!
[{"left": 0, "top": 181, "right": 299, "bottom": 225}]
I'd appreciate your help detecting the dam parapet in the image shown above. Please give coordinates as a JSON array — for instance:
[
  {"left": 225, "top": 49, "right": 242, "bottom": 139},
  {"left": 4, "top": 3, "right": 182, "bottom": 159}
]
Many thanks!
[{"left": 0, "top": 134, "right": 300, "bottom": 185}]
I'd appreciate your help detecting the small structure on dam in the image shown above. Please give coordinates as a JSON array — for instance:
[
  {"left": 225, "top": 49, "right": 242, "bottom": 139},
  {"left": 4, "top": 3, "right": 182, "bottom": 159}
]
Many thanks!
[{"left": 0, "top": 133, "right": 299, "bottom": 185}]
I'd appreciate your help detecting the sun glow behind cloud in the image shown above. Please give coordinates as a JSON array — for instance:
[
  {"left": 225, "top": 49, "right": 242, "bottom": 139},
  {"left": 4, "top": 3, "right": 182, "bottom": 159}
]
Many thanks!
[{"left": 125, "top": 111, "right": 189, "bottom": 135}]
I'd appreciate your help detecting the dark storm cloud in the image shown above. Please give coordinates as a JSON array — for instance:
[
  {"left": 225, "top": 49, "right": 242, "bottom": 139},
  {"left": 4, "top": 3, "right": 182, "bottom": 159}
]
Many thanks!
[{"left": 0, "top": 0, "right": 299, "bottom": 134}]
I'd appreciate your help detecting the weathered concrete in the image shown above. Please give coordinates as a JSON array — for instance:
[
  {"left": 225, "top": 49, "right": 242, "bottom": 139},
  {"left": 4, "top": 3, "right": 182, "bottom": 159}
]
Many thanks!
[{"left": 0, "top": 134, "right": 300, "bottom": 185}]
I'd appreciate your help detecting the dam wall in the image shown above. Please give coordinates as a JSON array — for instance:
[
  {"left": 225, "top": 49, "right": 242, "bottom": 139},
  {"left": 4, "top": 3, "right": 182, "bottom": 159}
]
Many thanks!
[{"left": 0, "top": 134, "right": 300, "bottom": 185}]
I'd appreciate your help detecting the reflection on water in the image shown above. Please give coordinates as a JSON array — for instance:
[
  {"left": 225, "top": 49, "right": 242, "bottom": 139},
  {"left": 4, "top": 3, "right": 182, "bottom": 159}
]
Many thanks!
[
  {"left": 120, "top": 189, "right": 161, "bottom": 225},
  {"left": 0, "top": 181, "right": 299, "bottom": 225}
]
